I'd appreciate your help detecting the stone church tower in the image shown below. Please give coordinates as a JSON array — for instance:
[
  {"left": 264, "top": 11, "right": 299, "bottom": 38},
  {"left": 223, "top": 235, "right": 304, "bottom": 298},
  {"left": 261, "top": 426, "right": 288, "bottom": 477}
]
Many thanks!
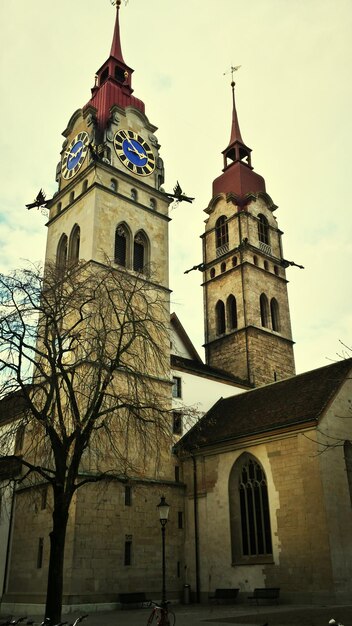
[
  {"left": 202, "top": 81, "right": 296, "bottom": 387},
  {"left": 45, "top": 2, "right": 170, "bottom": 310}
]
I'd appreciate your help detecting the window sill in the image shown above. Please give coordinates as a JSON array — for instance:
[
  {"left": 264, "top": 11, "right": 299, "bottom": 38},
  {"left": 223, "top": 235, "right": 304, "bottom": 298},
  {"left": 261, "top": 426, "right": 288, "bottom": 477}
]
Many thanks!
[{"left": 232, "top": 556, "right": 274, "bottom": 566}]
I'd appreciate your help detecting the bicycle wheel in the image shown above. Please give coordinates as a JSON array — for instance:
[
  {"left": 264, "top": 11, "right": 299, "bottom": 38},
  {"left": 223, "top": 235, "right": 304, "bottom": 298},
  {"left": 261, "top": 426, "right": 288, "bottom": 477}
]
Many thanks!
[{"left": 147, "top": 610, "right": 155, "bottom": 626}]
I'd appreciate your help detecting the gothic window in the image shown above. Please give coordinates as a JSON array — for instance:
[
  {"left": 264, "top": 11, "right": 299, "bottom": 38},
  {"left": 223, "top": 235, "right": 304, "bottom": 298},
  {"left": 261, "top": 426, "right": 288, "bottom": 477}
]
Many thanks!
[
  {"left": 260, "top": 293, "right": 270, "bottom": 328},
  {"left": 229, "top": 454, "right": 273, "bottom": 563},
  {"left": 344, "top": 441, "right": 352, "bottom": 507},
  {"left": 270, "top": 298, "right": 280, "bottom": 331},
  {"left": 115, "top": 224, "right": 130, "bottom": 267},
  {"left": 56, "top": 234, "right": 68, "bottom": 270},
  {"left": 131, "top": 188, "right": 137, "bottom": 201},
  {"left": 227, "top": 295, "right": 238, "bottom": 330},
  {"left": 69, "top": 224, "right": 80, "bottom": 266},
  {"left": 258, "top": 214, "right": 269, "bottom": 245},
  {"left": 215, "top": 300, "right": 226, "bottom": 335},
  {"left": 133, "top": 231, "right": 149, "bottom": 273},
  {"left": 215, "top": 216, "right": 228, "bottom": 249}
]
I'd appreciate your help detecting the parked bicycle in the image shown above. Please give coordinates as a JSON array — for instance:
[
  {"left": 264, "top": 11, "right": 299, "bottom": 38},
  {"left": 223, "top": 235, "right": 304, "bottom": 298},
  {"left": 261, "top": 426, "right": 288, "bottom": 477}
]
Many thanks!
[{"left": 146, "top": 601, "right": 175, "bottom": 626}]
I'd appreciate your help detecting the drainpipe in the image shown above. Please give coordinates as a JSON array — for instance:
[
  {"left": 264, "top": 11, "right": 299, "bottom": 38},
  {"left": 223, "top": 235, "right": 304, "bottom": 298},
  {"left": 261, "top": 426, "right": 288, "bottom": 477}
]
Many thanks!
[
  {"left": 192, "top": 454, "right": 200, "bottom": 602},
  {"left": 2, "top": 482, "right": 16, "bottom": 598}
]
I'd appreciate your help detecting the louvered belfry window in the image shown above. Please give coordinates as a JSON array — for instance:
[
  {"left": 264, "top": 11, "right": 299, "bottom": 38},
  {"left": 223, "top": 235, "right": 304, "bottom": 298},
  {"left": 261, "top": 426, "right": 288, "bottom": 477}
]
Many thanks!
[{"left": 115, "top": 226, "right": 127, "bottom": 266}]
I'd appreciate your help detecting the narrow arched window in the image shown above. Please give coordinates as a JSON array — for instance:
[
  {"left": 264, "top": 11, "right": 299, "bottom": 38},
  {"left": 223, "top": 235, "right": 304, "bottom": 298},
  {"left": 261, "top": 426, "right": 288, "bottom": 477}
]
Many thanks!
[
  {"left": 260, "top": 293, "right": 269, "bottom": 328},
  {"left": 56, "top": 234, "right": 68, "bottom": 270},
  {"left": 69, "top": 224, "right": 80, "bottom": 266},
  {"left": 149, "top": 198, "right": 156, "bottom": 210},
  {"left": 131, "top": 188, "right": 137, "bottom": 201},
  {"left": 229, "top": 454, "right": 273, "bottom": 562},
  {"left": 82, "top": 180, "right": 88, "bottom": 193},
  {"left": 115, "top": 224, "right": 129, "bottom": 267},
  {"left": 133, "top": 231, "right": 149, "bottom": 273},
  {"left": 69, "top": 191, "right": 75, "bottom": 204},
  {"left": 227, "top": 295, "right": 238, "bottom": 330},
  {"left": 270, "top": 298, "right": 280, "bottom": 331},
  {"left": 258, "top": 214, "right": 269, "bottom": 245},
  {"left": 215, "top": 300, "right": 225, "bottom": 335},
  {"left": 215, "top": 216, "right": 228, "bottom": 250}
]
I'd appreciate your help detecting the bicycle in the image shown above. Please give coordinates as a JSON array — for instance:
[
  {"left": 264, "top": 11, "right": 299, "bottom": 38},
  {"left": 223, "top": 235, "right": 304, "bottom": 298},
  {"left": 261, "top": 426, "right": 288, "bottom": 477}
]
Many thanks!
[{"left": 146, "top": 602, "right": 175, "bottom": 626}]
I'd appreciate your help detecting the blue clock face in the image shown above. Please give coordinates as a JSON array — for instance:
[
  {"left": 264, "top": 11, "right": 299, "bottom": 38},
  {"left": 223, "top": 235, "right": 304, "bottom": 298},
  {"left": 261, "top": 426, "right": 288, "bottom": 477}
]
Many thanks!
[
  {"left": 62, "top": 131, "right": 89, "bottom": 180},
  {"left": 114, "top": 130, "right": 155, "bottom": 176}
]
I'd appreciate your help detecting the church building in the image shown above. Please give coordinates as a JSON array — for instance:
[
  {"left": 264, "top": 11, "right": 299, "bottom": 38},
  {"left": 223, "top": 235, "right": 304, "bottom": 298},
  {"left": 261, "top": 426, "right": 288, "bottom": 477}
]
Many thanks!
[{"left": 1, "top": 1, "right": 352, "bottom": 614}]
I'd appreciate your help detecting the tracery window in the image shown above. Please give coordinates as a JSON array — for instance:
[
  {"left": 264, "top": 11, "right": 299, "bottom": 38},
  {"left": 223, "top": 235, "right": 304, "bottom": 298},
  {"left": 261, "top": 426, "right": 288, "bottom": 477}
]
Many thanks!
[
  {"left": 115, "top": 224, "right": 129, "bottom": 267},
  {"left": 133, "top": 231, "right": 149, "bottom": 273},
  {"left": 229, "top": 454, "right": 273, "bottom": 563}
]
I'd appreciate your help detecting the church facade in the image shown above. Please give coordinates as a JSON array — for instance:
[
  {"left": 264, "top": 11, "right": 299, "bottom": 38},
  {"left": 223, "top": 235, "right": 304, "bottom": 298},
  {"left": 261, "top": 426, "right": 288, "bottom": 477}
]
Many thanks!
[{"left": 1, "top": 1, "right": 352, "bottom": 613}]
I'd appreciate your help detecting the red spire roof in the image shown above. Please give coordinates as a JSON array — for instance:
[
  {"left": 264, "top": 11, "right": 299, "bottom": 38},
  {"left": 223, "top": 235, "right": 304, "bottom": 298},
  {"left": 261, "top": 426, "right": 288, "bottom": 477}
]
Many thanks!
[
  {"left": 84, "top": 1, "right": 145, "bottom": 131},
  {"left": 212, "top": 81, "right": 266, "bottom": 198}
]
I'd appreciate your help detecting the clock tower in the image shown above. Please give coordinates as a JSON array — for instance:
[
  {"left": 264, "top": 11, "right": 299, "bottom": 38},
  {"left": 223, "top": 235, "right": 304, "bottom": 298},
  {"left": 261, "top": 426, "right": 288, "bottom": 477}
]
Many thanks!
[
  {"left": 202, "top": 81, "right": 296, "bottom": 387},
  {"left": 45, "top": 1, "right": 170, "bottom": 295}
]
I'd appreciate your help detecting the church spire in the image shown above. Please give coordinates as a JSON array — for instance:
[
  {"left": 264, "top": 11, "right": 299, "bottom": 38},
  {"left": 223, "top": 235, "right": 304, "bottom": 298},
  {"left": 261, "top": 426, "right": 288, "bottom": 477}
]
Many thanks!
[
  {"left": 110, "top": 0, "right": 125, "bottom": 63},
  {"left": 85, "top": 1, "right": 145, "bottom": 130},
  {"left": 228, "top": 81, "right": 244, "bottom": 146},
  {"left": 212, "top": 79, "right": 266, "bottom": 197}
]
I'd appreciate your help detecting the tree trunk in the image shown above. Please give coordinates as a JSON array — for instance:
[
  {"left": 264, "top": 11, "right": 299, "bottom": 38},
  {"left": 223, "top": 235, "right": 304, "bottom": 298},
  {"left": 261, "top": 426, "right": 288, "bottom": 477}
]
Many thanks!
[{"left": 45, "top": 502, "right": 70, "bottom": 622}]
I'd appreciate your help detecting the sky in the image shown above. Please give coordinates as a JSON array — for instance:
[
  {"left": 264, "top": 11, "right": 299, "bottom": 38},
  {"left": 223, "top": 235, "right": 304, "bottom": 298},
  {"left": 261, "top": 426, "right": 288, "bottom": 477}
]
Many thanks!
[{"left": 0, "top": 0, "right": 351, "bottom": 375}]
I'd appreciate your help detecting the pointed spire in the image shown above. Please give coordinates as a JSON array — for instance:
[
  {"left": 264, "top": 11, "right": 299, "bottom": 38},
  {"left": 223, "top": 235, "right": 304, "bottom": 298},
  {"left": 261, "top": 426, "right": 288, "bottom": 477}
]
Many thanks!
[
  {"left": 229, "top": 81, "right": 244, "bottom": 145},
  {"left": 110, "top": 0, "right": 125, "bottom": 63}
]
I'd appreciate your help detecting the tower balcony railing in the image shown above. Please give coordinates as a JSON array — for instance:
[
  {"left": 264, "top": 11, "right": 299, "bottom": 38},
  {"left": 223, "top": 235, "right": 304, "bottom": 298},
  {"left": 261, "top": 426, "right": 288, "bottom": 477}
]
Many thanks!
[
  {"left": 259, "top": 241, "right": 272, "bottom": 256},
  {"left": 216, "top": 243, "right": 229, "bottom": 258}
]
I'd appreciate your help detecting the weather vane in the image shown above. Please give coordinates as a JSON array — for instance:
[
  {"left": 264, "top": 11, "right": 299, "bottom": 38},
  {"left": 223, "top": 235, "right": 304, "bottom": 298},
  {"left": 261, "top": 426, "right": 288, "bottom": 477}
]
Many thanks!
[
  {"left": 223, "top": 65, "right": 242, "bottom": 83},
  {"left": 110, "top": 0, "right": 129, "bottom": 6}
]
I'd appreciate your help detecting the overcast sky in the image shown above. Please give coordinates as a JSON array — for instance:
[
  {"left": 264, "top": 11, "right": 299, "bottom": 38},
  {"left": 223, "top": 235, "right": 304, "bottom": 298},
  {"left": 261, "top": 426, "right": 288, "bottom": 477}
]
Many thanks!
[{"left": 1, "top": 0, "right": 351, "bottom": 375}]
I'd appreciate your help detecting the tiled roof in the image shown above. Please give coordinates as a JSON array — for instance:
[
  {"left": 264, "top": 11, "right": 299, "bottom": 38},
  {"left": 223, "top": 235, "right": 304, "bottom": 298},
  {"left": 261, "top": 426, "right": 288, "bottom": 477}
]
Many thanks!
[
  {"left": 171, "top": 354, "right": 251, "bottom": 388},
  {"left": 177, "top": 358, "right": 352, "bottom": 451}
]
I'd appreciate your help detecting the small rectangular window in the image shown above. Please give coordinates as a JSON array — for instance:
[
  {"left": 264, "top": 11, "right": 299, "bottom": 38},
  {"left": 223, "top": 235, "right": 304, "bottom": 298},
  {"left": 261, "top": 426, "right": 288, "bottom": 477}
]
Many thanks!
[
  {"left": 124, "top": 538, "right": 132, "bottom": 566},
  {"left": 172, "top": 376, "right": 182, "bottom": 398},
  {"left": 125, "top": 485, "right": 132, "bottom": 506},
  {"left": 40, "top": 486, "right": 48, "bottom": 510},
  {"left": 37, "top": 537, "right": 44, "bottom": 569},
  {"left": 14, "top": 424, "right": 25, "bottom": 453},
  {"left": 178, "top": 511, "right": 183, "bottom": 529},
  {"left": 172, "top": 412, "right": 183, "bottom": 435}
]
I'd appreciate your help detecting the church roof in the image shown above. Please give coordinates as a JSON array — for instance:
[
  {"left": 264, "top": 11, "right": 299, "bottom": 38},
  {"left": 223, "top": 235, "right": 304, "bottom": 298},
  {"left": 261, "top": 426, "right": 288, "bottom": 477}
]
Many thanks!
[
  {"left": 171, "top": 354, "right": 251, "bottom": 389},
  {"left": 177, "top": 358, "right": 352, "bottom": 452}
]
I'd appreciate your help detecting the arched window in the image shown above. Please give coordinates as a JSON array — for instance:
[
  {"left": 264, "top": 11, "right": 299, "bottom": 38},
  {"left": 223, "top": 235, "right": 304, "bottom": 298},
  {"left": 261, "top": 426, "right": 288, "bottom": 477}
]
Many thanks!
[
  {"left": 57, "top": 202, "right": 62, "bottom": 214},
  {"left": 253, "top": 255, "right": 258, "bottom": 266},
  {"left": 260, "top": 293, "right": 269, "bottom": 328},
  {"left": 264, "top": 260, "right": 269, "bottom": 271},
  {"left": 215, "top": 300, "right": 225, "bottom": 335},
  {"left": 115, "top": 224, "right": 130, "bottom": 267},
  {"left": 210, "top": 268, "right": 216, "bottom": 279},
  {"left": 270, "top": 298, "right": 280, "bottom": 331},
  {"left": 131, "top": 188, "right": 137, "bottom": 201},
  {"left": 232, "top": 256, "right": 238, "bottom": 267},
  {"left": 133, "top": 231, "right": 149, "bottom": 273},
  {"left": 82, "top": 180, "right": 88, "bottom": 193},
  {"left": 56, "top": 234, "right": 68, "bottom": 270},
  {"left": 258, "top": 214, "right": 269, "bottom": 245},
  {"left": 221, "top": 262, "right": 226, "bottom": 273},
  {"left": 69, "top": 224, "right": 80, "bottom": 266},
  {"left": 149, "top": 198, "right": 156, "bottom": 210},
  {"left": 69, "top": 191, "right": 75, "bottom": 204},
  {"left": 215, "top": 216, "right": 228, "bottom": 250},
  {"left": 229, "top": 454, "right": 273, "bottom": 563},
  {"left": 274, "top": 265, "right": 279, "bottom": 276},
  {"left": 227, "top": 295, "right": 238, "bottom": 330}
]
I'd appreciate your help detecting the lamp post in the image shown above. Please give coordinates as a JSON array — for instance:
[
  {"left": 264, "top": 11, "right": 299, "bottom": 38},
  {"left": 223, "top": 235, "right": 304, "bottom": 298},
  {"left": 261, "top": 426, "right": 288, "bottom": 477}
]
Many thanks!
[{"left": 157, "top": 496, "right": 170, "bottom": 608}]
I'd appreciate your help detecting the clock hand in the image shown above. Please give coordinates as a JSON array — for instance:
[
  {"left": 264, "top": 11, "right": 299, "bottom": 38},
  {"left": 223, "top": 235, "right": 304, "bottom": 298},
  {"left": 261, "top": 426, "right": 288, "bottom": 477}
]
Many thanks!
[{"left": 122, "top": 131, "right": 146, "bottom": 160}]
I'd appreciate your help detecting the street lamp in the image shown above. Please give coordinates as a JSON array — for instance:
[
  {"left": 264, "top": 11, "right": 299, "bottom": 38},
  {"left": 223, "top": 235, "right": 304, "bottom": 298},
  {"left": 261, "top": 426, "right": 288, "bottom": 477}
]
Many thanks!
[{"left": 157, "top": 496, "right": 170, "bottom": 608}]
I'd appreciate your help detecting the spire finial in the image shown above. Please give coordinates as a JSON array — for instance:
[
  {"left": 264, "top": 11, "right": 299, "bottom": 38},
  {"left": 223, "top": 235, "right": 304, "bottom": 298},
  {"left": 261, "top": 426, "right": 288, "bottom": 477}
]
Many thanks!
[
  {"left": 223, "top": 65, "right": 244, "bottom": 146},
  {"left": 109, "top": 0, "right": 125, "bottom": 61}
]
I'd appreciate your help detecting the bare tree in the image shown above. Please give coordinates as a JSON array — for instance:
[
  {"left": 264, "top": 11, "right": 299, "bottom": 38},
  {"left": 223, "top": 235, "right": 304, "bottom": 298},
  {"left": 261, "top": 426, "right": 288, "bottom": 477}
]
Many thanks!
[{"left": 0, "top": 260, "right": 172, "bottom": 621}]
